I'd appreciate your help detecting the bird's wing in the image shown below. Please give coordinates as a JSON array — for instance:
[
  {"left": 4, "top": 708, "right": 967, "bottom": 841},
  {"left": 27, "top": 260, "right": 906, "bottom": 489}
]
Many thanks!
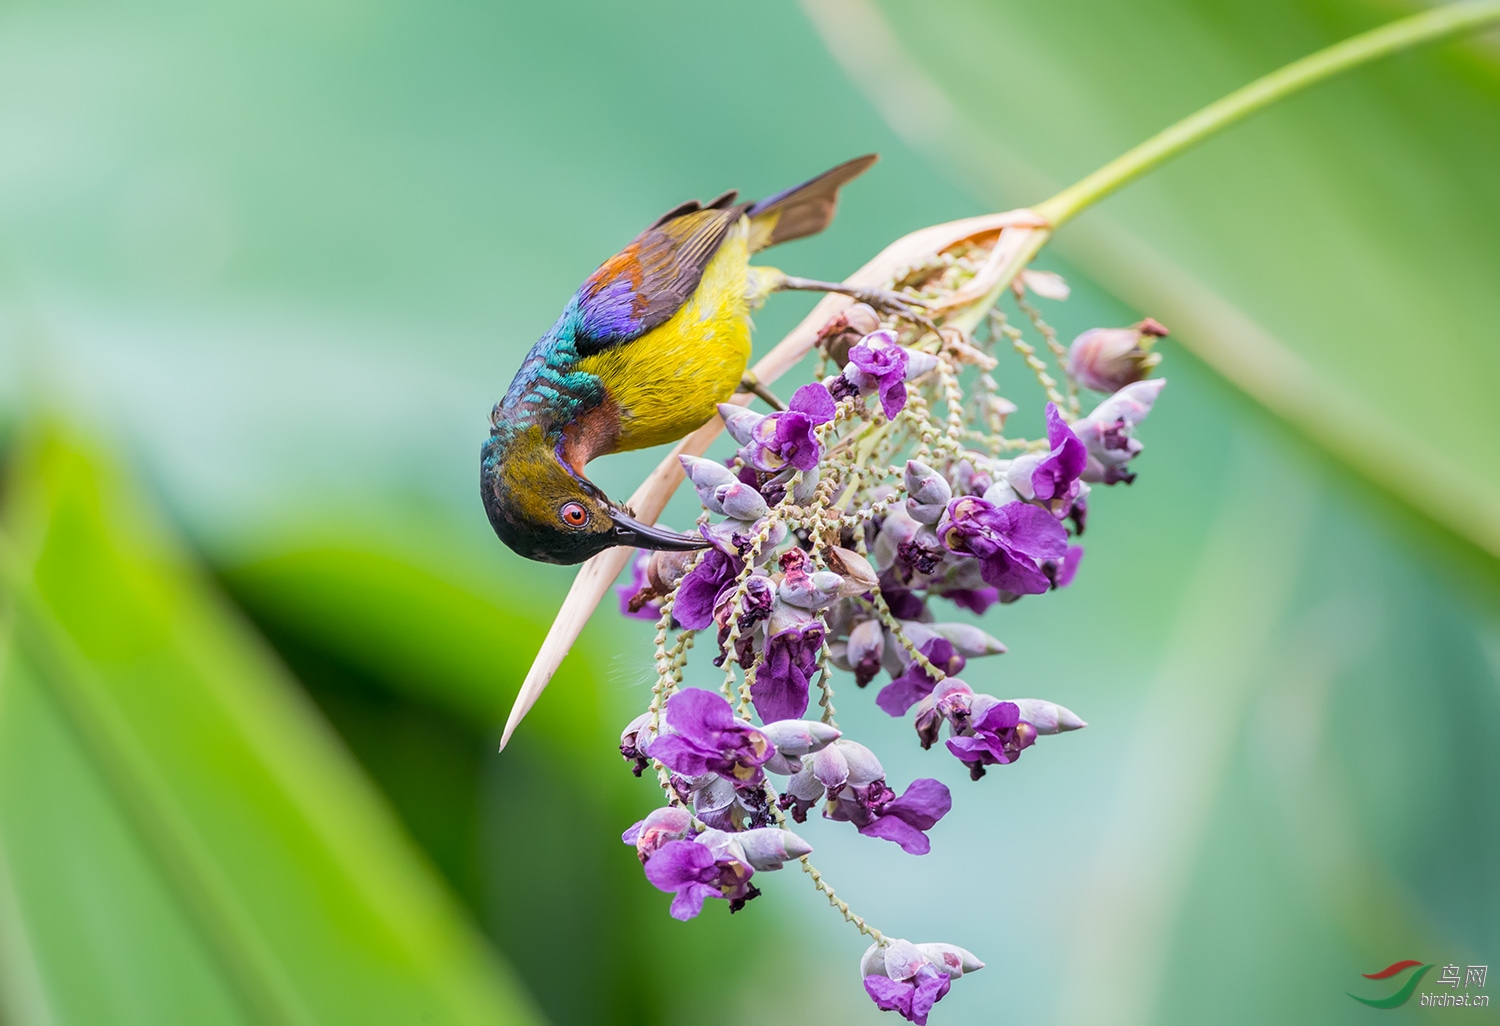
[{"left": 571, "top": 196, "right": 747, "bottom": 355}]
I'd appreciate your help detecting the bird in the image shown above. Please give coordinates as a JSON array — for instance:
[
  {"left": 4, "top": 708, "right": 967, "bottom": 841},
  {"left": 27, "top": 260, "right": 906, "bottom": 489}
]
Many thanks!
[{"left": 482, "top": 154, "right": 917, "bottom": 565}]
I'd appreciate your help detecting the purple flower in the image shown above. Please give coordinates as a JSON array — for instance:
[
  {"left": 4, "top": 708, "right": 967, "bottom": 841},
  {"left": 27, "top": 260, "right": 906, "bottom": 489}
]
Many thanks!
[
  {"left": 937, "top": 496, "right": 1068, "bottom": 596},
  {"left": 674, "top": 543, "right": 743, "bottom": 630},
  {"left": 647, "top": 689, "right": 773, "bottom": 785},
  {"left": 739, "top": 383, "right": 836, "bottom": 472},
  {"left": 865, "top": 964, "right": 950, "bottom": 1025},
  {"left": 945, "top": 700, "right": 1037, "bottom": 780},
  {"left": 785, "top": 740, "right": 951, "bottom": 855},
  {"left": 845, "top": 329, "right": 910, "bottom": 419},
  {"left": 846, "top": 777, "right": 953, "bottom": 854},
  {"left": 753, "top": 619, "right": 825, "bottom": 722},
  {"left": 1074, "top": 379, "right": 1165, "bottom": 485},
  {"left": 1030, "top": 402, "right": 1088, "bottom": 512},
  {"left": 876, "top": 638, "right": 967, "bottom": 717},
  {"left": 642, "top": 832, "right": 758, "bottom": 920},
  {"left": 862, "top": 940, "right": 982, "bottom": 1025}
]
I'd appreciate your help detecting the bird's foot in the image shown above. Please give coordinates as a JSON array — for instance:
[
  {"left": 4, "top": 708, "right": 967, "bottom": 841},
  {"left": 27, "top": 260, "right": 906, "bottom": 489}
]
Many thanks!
[
  {"left": 846, "top": 286, "right": 934, "bottom": 327},
  {"left": 774, "top": 274, "right": 934, "bottom": 330}
]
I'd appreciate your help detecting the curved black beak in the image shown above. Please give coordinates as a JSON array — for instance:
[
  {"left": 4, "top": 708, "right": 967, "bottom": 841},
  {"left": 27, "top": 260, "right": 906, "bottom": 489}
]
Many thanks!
[{"left": 609, "top": 508, "right": 709, "bottom": 552}]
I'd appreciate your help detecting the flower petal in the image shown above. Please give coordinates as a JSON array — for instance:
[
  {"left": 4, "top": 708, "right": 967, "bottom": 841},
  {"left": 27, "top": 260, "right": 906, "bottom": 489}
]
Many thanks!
[
  {"left": 668, "top": 882, "right": 719, "bottom": 921},
  {"left": 863, "top": 976, "right": 914, "bottom": 1018},
  {"left": 790, "top": 382, "right": 836, "bottom": 423},
  {"left": 858, "top": 813, "right": 931, "bottom": 855},
  {"left": 883, "top": 777, "right": 952, "bottom": 830}
]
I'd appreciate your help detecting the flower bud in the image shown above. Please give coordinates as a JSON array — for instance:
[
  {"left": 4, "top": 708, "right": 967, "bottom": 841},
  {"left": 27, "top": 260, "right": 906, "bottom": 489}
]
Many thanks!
[
  {"left": 916, "top": 943, "right": 985, "bottom": 978},
  {"left": 764, "top": 751, "right": 802, "bottom": 775},
  {"left": 766, "top": 597, "right": 815, "bottom": 636},
  {"left": 646, "top": 549, "right": 695, "bottom": 594},
  {"left": 622, "top": 805, "right": 693, "bottom": 861},
  {"left": 679, "top": 454, "right": 738, "bottom": 494},
  {"left": 846, "top": 619, "right": 884, "bottom": 687},
  {"left": 760, "top": 719, "right": 841, "bottom": 756},
  {"left": 904, "top": 460, "right": 952, "bottom": 506},
  {"left": 834, "top": 738, "right": 884, "bottom": 787},
  {"left": 717, "top": 403, "right": 766, "bottom": 445},
  {"left": 791, "top": 465, "right": 821, "bottom": 505},
  {"left": 1088, "top": 377, "right": 1165, "bottom": 427},
  {"left": 815, "top": 302, "right": 881, "bottom": 365},
  {"left": 1068, "top": 320, "right": 1165, "bottom": 394},
  {"left": 1076, "top": 379, "right": 1167, "bottom": 484},
  {"left": 1008, "top": 697, "right": 1087, "bottom": 733},
  {"left": 736, "top": 827, "right": 813, "bottom": 870},
  {"left": 825, "top": 546, "right": 879, "bottom": 594},
  {"left": 980, "top": 477, "right": 1020, "bottom": 506},
  {"left": 951, "top": 459, "right": 992, "bottom": 497},
  {"left": 714, "top": 481, "right": 769, "bottom": 521},
  {"left": 929, "top": 622, "right": 1007, "bottom": 657},
  {"left": 620, "top": 712, "right": 659, "bottom": 774},
  {"left": 873, "top": 506, "right": 919, "bottom": 569},
  {"left": 903, "top": 349, "right": 939, "bottom": 380},
  {"left": 1002, "top": 452, "right": 1043, "bottom": 501},
  {"left": 779, "top": 570, "right": 844, "bottom": 610}
]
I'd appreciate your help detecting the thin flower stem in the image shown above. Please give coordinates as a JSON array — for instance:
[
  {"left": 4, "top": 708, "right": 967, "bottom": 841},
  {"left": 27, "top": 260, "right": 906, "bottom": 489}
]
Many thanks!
[
  {"left": 1014, "top": 294, "right": 1079, "bottom": 416},
  {"left": 765, "top": 795, "right": 886, "bottom": 945},
  {"left": 1034, "top": 0, "right": 1500, "bottom": 227}
]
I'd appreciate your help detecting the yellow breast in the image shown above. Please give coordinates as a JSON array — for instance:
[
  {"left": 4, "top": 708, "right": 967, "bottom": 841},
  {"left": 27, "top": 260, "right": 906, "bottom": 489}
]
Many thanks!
[{"left": 576, "top": 219, "right": 754, "bottom": 453}]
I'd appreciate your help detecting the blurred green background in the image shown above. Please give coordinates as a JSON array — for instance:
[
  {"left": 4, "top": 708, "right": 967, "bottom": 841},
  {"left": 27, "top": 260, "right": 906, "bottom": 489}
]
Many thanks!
[{"left": 0, "top": 0, "right": 1496, "bottom": 1023}]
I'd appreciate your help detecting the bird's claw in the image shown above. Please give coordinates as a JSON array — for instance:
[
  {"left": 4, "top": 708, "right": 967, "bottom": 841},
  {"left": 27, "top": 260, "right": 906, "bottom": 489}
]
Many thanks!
[{"left": 853, "top": 288, "right": 936, "bottom": 331}]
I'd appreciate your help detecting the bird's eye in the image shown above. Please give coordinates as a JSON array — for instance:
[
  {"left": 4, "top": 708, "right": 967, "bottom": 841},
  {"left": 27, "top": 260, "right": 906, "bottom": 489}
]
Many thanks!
[{"left": 560, "top": 501, "right": 590, "bottom": 528}]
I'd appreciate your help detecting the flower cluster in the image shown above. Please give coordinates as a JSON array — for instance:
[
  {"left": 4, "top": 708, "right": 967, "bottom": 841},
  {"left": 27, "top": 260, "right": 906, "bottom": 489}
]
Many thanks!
[{"left": 615, "top": 260, "right": 1167, "bottom": 1022}]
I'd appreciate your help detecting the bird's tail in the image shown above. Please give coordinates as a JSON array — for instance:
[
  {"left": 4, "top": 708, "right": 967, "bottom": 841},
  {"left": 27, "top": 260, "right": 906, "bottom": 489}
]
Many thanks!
[{"left": 746, "top": 154, "right": 878, "bottom": 253}]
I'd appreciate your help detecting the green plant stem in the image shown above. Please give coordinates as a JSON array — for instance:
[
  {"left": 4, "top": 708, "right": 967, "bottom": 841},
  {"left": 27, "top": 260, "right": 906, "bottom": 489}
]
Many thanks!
[{"left": 1035, "top": 0, "right": 1500, "bottom": 227}]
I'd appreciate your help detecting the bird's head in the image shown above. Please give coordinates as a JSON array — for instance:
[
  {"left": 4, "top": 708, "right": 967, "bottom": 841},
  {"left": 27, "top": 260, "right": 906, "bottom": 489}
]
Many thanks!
[{"left": 481, "top": 426, "right": 707, "bottom": 565}]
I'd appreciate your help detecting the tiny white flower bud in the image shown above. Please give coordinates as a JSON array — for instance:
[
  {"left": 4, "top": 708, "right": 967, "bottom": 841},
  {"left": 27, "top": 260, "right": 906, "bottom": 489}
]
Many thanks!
[
  {"left": 760, "top": 719, "right": 841, "bottom": 756},
  {"left": 834, "top": 739, "right": 884, "bottom": 787},
  {"left": 717, "top": 404, "right": 765, "bottom": 445},
  {"left": 714, "top": 481, "right": 768, "bottom": 521},
  {"left": 791, "top": 465, "right": 821, "bottom": 504},
  {"left": 1004, "top": 453, "right": 1043, "bottom": 500},
  {"left": 1008, "top": 697, "right": 1087, "bottom": 733},
  {"left": 929, "top": 622, "right": 1007, "bottom": 657},
  {"left": 736, "top": 827, "right": 813, "bottom": 870},
  {"left": 902, "top": 350, "right": 939, "bottom": 381},
  {"left": 1086, "top": 378, "right": 1166, "bottom": 428},
  {"left": 679, "top": 454, "right": 738, "bottom": 492},
  {"left": 904, "top": 460, "right": 952, "bottom": 507}
]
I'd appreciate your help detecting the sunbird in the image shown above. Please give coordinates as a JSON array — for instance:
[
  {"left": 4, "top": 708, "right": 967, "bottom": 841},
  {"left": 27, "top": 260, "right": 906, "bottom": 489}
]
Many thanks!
[{"left": 482, "top": 154, "right": 913, "bottom": 564}]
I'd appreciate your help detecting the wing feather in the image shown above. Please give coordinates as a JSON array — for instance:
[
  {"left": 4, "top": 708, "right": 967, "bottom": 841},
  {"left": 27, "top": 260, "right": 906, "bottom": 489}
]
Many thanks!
[{"left": 572, "top": 201, "right": 747, "bottom": 355}]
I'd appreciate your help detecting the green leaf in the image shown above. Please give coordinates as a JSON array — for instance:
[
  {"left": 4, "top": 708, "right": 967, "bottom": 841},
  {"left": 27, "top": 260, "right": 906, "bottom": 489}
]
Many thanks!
[
  {"left": 0, "top": 425, "right": 540, "bottom": 1026},
  {"left": 810, "top": 0, "right": 1500, "bottom": 557}
]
